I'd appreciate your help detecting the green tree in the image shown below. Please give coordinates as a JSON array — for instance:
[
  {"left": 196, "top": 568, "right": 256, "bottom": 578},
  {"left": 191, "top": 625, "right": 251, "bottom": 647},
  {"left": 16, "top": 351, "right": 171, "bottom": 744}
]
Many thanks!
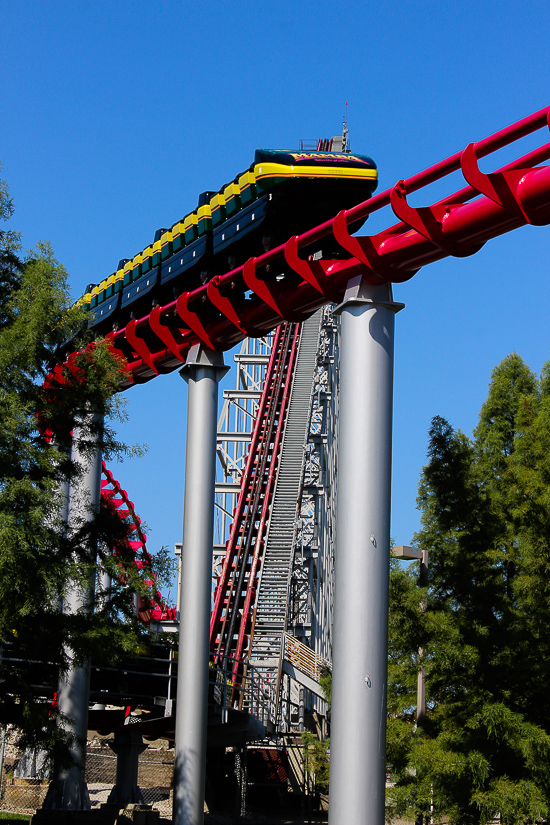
[
  {"left": 148, "top": 544, "right": 178, "bottom": 601},
  {"left": 301, "top": 671, "right": 332, "bottom": 795},
  {"left": 0, "top": 176, "right": 151, "bottom": 756},
  {"left": 387, "top": 356, "right": 550, "bottom": 825},
  {"left": 302, "top": 730, "right": 330, "bottom": 793}
]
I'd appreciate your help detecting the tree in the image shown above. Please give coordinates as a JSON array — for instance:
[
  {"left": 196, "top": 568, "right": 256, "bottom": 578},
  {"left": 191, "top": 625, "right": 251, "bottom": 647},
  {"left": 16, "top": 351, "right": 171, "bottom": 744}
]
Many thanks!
[
  {"left": 386, "top": 355, "right": 550, "bottom": 825},
  {"left": 0, "top": 175, "right": 151, "bottom": 757},
  {"left": 301, "top": 668, "right": 332, "bottom": 796}
]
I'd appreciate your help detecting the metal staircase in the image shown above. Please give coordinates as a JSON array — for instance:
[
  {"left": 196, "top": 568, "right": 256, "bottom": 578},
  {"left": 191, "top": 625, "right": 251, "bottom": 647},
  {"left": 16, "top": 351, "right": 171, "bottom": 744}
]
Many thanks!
[
  {"left": 210, "top": 309, "right": 337, "bottom": 730},
  {"left": 247, "top": 313, "right": 322, "bottom": 700}
]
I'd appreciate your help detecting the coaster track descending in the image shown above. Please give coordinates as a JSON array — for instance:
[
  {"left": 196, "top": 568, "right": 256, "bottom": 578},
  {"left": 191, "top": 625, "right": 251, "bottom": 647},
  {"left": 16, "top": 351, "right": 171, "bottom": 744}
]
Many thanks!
[{"left": 100, "top": 462, "right": 176, "bottom": 622}]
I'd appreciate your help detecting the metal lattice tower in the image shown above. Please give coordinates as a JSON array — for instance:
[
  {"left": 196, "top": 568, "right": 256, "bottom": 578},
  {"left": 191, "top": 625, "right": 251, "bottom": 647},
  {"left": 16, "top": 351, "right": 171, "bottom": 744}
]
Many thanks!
[
  {"left": 287, "top": 308, "right": 338, "bottom": 667},
  {"left": 212, "top": 310, "right": 339, "bottom": 730},
  {"left": 213, "top": 335, "right": 273, "bottom": 583}
]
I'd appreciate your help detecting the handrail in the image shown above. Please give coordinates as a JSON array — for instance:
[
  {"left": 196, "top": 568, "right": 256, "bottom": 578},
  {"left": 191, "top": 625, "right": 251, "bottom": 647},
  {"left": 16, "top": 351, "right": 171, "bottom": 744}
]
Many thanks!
[
  {"left": 210, "top": 322, "right": 300, "bottom": 672},
  {"left": 282, "top": 633, "right": 331, "bottom": 684},
  {"left": 209, "top": 324, "right": 286, "bottom": 651},
  {"left": 209, "top": 655, "right": 277, "bottom": 727}
]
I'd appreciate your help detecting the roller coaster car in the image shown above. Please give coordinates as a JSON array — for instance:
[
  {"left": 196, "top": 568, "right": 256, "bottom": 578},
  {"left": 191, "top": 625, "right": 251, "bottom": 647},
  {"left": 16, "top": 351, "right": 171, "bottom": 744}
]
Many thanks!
[{"left": 84, "top": 148, "right": 377, "bottom": 332}]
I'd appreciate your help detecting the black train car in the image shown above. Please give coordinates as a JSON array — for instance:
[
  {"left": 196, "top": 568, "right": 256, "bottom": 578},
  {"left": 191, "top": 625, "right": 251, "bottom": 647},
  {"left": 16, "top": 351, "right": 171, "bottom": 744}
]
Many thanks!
[{"left": 84, "top": 147, "right": 377, "bottom": 332}]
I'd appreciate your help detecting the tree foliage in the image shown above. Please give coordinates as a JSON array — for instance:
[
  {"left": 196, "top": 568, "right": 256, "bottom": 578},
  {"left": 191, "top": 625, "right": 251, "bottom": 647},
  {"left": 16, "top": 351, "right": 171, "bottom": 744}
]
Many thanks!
[
  {"left": 387, "top": 354, "right": 550, "bottom": 825},
  {"left": 0, "top": 175, "right": 152, "bottom": 754},
  {"left": 302, "top": 729, "right": 330, "bottom": 793}
]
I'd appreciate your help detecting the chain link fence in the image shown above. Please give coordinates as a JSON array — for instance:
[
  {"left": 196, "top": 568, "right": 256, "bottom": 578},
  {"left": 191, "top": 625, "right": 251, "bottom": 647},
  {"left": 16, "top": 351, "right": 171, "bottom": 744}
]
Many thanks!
[{"left": 0, "top": 728, "right": 174, "bottom": 818}]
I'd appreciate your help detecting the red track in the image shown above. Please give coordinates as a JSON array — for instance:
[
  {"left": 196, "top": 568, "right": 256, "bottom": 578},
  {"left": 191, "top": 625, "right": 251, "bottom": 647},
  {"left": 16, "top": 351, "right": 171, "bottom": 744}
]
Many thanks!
[
  {"left": 100, "top": 462, "right": 176, "bottom": 622},
  {"left": 104, "top": 106, "right": 550, "bottom": 390},
  {"left": 209, "top": 322, "right": 299, "bottom": 664}
]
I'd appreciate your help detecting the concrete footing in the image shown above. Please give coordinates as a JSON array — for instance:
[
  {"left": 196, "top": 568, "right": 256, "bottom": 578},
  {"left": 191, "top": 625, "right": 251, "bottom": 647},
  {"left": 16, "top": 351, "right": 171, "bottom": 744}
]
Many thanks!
[
  {"left": 106, "top": 730, "right": 147, "bottom": 807},
  {"left": 31, "top": 802, "right": 160, "bottom": 824}
]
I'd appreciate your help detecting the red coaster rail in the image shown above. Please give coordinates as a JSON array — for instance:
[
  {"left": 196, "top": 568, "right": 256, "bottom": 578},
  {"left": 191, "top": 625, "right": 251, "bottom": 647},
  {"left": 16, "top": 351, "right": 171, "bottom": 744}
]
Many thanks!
[
  {"left": 210, "top": 321, "right": 300, "bottom": 665},
  {"left": 100, "top": 462, "right": 176, "bottom": 622},
  {"left": 104, "top": 106, "right": 550, "bottom": 388}
]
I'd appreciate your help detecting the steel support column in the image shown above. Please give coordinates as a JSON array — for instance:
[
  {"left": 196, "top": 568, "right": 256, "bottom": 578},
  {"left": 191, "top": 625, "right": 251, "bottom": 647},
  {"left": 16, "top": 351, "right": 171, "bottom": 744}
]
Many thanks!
[
  {"left": 173, "top": 345, "right": 229, "bottom": 825},
  {"left": 44, "top": 411, "right": 103, "bottom": 810},
  {"left": 329, "top": 278, "right": 403, "bottom": 825}
]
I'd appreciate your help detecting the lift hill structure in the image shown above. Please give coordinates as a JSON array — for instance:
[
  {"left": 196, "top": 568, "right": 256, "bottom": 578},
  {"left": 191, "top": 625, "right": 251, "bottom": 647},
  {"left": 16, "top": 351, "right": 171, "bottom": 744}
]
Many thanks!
[{"left": 45, "top": 106, "right": 550, "bottom": 825}]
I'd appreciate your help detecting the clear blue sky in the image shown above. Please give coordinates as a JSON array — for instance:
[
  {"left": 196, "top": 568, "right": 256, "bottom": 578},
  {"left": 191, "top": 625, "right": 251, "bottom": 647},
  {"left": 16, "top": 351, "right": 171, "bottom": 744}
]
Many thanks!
[{"left": 2, "top": 1, "right": 549, "bottom": 597}]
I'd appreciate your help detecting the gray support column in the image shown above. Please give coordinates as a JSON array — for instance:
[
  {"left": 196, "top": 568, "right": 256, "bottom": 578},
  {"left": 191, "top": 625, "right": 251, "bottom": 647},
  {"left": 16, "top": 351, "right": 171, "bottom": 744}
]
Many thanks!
[
  {"left": 92, "top": 550, "right": 110, "bottom": 712},
  {"left": 97, "top": 566, "right": 112, "bottom": 609},
  {"left": 58, "top": 476, "right": 70, "bottom": 530},
  {"left": 173, "top": 345, "right": 229, "bottom": 825},
  {"left": 329, "top": 278, "right": 403, "bottom": 825},
  {"left": 417, "top": 548, "right": 429, "bottom": 728},
  {"left": 43, "top": 411, "right": 103, "bottom": 811}
]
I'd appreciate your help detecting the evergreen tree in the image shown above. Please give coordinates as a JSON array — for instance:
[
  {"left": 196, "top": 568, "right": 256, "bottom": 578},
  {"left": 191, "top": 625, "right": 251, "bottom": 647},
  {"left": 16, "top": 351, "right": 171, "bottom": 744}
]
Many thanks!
[
  {"left": 0, "top": 176, "right": 150, "bottom": 755},
  {"left": 387, "top": 356, "right": 550, "bottom": 825}
]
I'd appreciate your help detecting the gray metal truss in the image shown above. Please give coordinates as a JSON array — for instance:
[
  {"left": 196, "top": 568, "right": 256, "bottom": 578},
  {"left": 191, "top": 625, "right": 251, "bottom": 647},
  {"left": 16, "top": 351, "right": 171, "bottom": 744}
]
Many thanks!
[
  {"left": 212, "top": 312, "right": 339, "bottom": 731},
  {"left": 213, "top": 335, "right": 273, "bottom": 583},
  {"left": 283, "top": 308, "right": 339, "bottom": 724}
]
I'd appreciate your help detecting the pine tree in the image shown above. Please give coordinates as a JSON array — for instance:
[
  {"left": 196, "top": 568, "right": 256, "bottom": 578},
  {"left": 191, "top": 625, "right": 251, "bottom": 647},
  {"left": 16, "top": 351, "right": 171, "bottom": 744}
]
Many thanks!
[
  {"left": 387, "top": 357, "right": 550, "bottom": 825},
  {"left": 0, "top": 176, "right": 150, "bottom": 755}
]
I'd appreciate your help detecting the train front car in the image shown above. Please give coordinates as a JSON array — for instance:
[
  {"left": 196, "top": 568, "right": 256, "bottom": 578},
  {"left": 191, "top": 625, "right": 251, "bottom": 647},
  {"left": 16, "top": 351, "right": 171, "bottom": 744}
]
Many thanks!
[
  {"left": 211, "top": 148, "right": 377, "bottom": 266},
  {"left": 85, "top": 145, "right": 377, "bottom": 333},
  {"left": 254, "top": 147, "right": 377, "bottom": 237}
]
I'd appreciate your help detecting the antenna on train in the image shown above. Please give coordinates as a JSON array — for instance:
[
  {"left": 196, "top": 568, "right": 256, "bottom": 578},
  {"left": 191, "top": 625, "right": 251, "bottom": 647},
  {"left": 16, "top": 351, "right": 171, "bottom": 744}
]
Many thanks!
[
  {"left": 342, "top": 103, "right": 350, "bottom": 152},
  {"left": 299, "top": 104, "right": 350, "bottom": 152}
]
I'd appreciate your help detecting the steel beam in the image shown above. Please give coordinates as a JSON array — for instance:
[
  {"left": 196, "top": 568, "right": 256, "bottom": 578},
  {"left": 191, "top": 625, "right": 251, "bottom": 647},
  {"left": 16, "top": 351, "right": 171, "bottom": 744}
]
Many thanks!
[
  {"left": 329, "top": 278, "right": 403, "bottom": 825},
  {"left": 173, "top": 345, "right": 229, "bottom": 825}
]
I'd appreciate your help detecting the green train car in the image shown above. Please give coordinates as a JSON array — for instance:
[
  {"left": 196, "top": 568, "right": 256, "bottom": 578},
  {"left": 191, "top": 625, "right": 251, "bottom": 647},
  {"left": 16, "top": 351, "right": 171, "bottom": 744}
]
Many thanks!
[{"left": 85, "top": 145, "right": 377, "bottom": 331}]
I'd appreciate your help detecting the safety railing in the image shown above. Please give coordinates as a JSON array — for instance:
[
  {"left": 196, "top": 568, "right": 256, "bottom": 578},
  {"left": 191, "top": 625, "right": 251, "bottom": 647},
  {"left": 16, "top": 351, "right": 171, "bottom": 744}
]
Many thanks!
[
  {"left": 210, "top": 322, "right": 300, "bottom": 665},
  {"left": 209, "top": 656, "right": 277, "bottom": 728},
  {"left": 282, "top": 633, "right": 331, "bottom": 684}
]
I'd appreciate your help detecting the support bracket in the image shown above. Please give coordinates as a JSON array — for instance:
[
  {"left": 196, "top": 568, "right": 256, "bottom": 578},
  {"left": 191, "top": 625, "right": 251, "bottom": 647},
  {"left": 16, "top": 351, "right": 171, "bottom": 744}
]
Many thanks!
[
  {"left": 176, "top": 292, "right": 219, "bottom": 350},
  {"left": 124, "top": 319, "right": 159, "bottom": 375},
  {"left": 207, "top": 275, "right": 262, "bottom": 336},
  {"left": 149, "top": 306, "right": 188, "bottom": 363},
  {"left": 179, "top": 342, "right": 230, "bottom": 382},
  {"left": 390, "top": 180, "right": 484, "bottom": 258},
  {"left": 284, "top": 236, "right": 340, "bottom": 300},
  {"left": 332, "top": 210, "right": 418, "bottom": 283},
  {"left": 461, "top": 142, "right": 549, "bottom": 226},
  {"left": 242, "top": 257, "right": 308, "bottom": 322},
  {"left": 333, "top": 275, "right": 405, "bottom": 315}
]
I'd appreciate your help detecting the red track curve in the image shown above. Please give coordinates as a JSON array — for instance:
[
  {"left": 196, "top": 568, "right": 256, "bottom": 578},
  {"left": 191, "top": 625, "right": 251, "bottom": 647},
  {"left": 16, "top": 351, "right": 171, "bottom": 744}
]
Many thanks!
[
  {"left": 100, "top": 462, "right": 176, "bottom": 622},
  {"left": 101, "top": 105, "right": 550, "bottom": 390}
]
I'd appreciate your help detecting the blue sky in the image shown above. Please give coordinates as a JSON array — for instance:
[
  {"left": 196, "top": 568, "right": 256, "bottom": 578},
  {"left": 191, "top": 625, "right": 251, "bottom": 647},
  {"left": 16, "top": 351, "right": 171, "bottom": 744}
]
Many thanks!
[{"left": 2, "top": 1, "right": 549, "bottom": 598}]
